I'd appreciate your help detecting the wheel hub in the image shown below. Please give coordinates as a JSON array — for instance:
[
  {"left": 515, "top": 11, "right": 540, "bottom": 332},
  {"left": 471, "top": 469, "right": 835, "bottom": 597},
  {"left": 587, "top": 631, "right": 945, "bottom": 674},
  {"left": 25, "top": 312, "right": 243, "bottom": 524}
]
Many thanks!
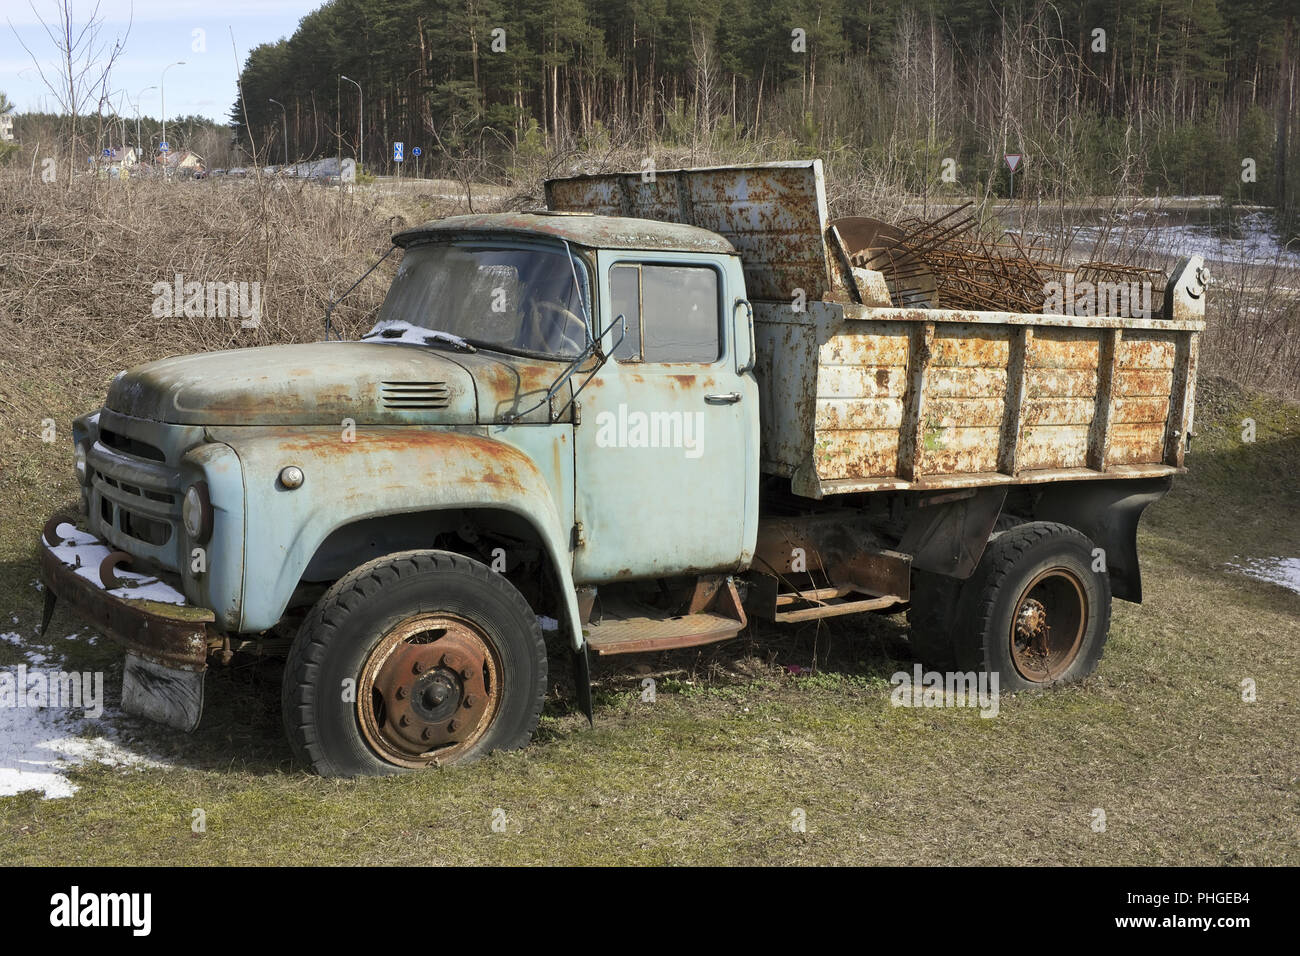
[
  {"left": 1009, "top": 570, "right": 1087, "bottom": 682},
  {"left": 358, "top": 615, "right": 500, "bottom": 768}
]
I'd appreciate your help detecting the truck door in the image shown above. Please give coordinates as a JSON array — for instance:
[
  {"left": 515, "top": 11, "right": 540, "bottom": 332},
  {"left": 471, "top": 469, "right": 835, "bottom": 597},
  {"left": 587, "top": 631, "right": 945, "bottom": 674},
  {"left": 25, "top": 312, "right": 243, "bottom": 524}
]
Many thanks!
[{"left": 572, "top": 252, "right": 758, "bottom": 584}]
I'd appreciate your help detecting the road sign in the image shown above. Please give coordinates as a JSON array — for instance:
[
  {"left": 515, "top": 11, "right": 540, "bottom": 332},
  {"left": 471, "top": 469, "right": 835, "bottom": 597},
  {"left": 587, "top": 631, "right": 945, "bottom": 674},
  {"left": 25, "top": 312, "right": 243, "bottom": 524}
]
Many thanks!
[
  {"left": 160, "top": 141, "right": 170, "bottom": 153},
  {"left": 1004, "top": 153, "right": 1022, "bottom": 199},
  {"left": 102, "top": 148, "right": 112, "bottom": 157},
  {"left": 411, "top": 146, "right": 421, "bottom": 157},
  {"left": 393, "top": 141, "right": 404, "bottom": 162}
]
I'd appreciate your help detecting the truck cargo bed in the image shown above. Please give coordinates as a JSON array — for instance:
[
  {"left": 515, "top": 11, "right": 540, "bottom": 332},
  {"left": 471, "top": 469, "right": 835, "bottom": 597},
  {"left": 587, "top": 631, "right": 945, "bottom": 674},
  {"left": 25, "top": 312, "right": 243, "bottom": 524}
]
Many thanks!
[{"left": 754, "top": 300, "right": 1198, "bottom": 498}]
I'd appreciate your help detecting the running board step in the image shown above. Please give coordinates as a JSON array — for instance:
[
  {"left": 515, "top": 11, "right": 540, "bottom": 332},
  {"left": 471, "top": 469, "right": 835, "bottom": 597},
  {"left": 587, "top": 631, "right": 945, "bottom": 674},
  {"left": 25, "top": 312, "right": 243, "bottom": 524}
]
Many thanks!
[
  {"left": 585, "top": 612, "right": 745, "bottom": 656},
  {"left": 773, "top": 593, "right": 903, "bottom": 623}
]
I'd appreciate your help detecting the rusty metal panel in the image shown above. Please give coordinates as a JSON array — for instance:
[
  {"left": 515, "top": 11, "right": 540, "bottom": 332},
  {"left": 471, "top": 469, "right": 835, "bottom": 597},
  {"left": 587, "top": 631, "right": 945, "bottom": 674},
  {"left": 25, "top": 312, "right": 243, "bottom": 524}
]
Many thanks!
[
  {"left": 814, "top": 429, "right": 901, "bottom": 478},
  {"left": 1019, "top": 424, "right": 1092, "bottom": 469},
  {"left": 1163, "top": 331, "right": 1199, "bottom": 467},
  {"left": 919, "top": 427, "right": 1002, "bottom": 474},
  {"left": 1028, "top": 327, "right": 1102, "bottom": 368},
  {"left": 931, "top": 325, "right": 1012, "bottom": 367},
  {"left": 753, "top": 297, "right": 1197, "bottom": 498},
  {"left": 929, "top": 366, "right": 1008, "bottom": 398},
  {"left": 547, "top": 161, "right": 836, "bottom": 302},
  {"left": 395, "top": 212, "right": 735, "bottom": 256},
  {"left": 1115, "top": 368, "right": 1174, "bottom": 397},
  {"left": 926, "top": 397, "right": 1005, "bottom": 427},
  {"left": 1110, "top": 423, "right": 1167, "bottom": 464},
  {"left": 1120, "top": 332, "right": 1177, "bottom": 369},
  {"left": 814, "top": 398, "right": 905, "bottom": 430},
  {"left": 818, "top": 333, "right": 910, "bottom": 367},
  {"left": 1087, "top": 329, "right": 1121, "bottom": 470}
]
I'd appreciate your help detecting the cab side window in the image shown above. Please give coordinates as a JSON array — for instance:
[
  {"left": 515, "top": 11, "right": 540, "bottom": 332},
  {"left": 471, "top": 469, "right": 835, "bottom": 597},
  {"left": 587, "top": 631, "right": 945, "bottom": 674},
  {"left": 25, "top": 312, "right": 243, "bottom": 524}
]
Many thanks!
[{"left": 609, "top": 263, "right": 719, "bottom": 363}]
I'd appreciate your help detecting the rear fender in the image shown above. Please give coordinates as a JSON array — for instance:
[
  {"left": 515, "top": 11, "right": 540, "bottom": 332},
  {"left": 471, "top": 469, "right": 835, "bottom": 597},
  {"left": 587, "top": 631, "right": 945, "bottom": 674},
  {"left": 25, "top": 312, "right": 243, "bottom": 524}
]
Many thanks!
[{"left": 1031, "top": 477, "right": 1172, "bottom": 602}]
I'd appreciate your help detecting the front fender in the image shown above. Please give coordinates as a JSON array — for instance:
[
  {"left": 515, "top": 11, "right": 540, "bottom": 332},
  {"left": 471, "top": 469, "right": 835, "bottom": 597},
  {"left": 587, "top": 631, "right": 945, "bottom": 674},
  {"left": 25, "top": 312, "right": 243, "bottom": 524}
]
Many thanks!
[{"left": 206, "top": 425, "right": 583, "bottom": 649}]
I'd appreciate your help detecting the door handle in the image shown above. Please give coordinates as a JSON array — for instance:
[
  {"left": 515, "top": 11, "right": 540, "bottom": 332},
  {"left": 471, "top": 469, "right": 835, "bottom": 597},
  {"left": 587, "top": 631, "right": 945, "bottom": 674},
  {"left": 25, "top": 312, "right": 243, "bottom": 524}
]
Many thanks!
[{"left": 705, "top": 392, "right": 741, "bottom": 405}]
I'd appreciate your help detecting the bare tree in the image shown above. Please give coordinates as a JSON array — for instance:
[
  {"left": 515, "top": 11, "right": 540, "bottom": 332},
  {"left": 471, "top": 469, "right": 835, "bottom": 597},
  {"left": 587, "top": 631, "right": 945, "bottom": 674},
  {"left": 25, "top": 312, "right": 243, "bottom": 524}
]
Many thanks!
[{"left": 10, "top": 0, "right": 130, "bottom": 185}]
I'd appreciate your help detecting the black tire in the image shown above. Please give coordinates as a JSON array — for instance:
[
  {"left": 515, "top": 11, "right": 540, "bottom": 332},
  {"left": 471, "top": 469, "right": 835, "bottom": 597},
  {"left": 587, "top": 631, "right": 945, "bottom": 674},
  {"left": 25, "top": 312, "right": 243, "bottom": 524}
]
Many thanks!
[
  {"left": 905, "top": 514, "right": 1027, "bottom": 668},
  {"left": 953, "top": 522, "right": 1111, "bottom": 691},
  {"left": 906, "top": 570, "right": 961, "bottom": 669},
  {"left": 282, "top": 549, "right": 547, "bottom": 777}
]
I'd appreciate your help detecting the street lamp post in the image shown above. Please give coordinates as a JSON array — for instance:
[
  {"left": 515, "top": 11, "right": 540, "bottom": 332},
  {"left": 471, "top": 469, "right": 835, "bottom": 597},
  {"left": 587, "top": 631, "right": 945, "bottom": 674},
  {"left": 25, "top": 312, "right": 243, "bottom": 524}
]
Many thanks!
[
  {"left": 340, "top": 74, "right": 362, "bottom": 173},
  {"left": 160, "top": 61, "right": 185, "bottom": 173},
  {"left": 132, "top": 85, "right": 156, "bottom": 160},
  {"left": 268, "top": 97, "right": 289, "bottom": 166}
]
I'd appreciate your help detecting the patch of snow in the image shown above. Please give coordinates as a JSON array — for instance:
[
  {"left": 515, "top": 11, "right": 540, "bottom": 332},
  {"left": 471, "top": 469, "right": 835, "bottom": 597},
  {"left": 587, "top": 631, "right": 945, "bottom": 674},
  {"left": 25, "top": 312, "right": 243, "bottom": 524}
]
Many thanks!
[
  {"left": 361, "top": 319, "right": 472, "bottom": 350},
  {"left": 0, "top": 632, "right": 167, "bottom": 799},
  {"left": 45, "top": 522, "right": 187, "bottom": 605},
  {"left": 1072, "top": 211, "right": 1300, "bottom": 267},
  {"left": 1226, "top": 557, "right": 1300, "bottom": 595}
]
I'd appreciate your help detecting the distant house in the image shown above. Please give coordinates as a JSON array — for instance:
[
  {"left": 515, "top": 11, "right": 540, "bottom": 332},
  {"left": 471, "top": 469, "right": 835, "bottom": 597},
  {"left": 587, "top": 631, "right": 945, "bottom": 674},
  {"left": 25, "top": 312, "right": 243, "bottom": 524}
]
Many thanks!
[
  {"left": 156, "top": 149, "right": 205, "bottom": 174},
  {"left": 103, "top": 146, "right": 138, "bottom": 166},
  {"left": 0, "top": 113, "right": 14, "bottom": 142}
]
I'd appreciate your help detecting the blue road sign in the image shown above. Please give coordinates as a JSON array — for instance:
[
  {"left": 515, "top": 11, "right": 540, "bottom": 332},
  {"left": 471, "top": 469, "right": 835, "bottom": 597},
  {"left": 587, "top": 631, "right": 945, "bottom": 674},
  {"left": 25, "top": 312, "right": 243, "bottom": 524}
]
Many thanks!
[
  {"left": 102, "top": 148, "right": 112, "bottom": 157},
  {"left": 160, "top": 141, "right": 170, "bottom": 152},
  {"left": 411, "top": 146, "right": 421, "bottom": 157},
  {"left": 393, "top": 141, "right": 404, "bottom": 162}
]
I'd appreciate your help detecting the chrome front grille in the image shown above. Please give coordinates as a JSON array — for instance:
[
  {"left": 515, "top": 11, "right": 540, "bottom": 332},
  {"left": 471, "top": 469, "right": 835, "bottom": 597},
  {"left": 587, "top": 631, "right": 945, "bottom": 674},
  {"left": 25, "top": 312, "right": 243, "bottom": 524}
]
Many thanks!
[{"left": 86, "top": 410, "right": 202, "bottom": 569}]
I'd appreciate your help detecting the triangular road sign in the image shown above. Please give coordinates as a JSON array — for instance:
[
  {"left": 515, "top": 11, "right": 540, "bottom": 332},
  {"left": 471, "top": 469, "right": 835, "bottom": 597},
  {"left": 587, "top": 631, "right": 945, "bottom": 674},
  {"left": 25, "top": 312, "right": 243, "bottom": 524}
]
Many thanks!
[{"left": 1005, "top": 153, "right": 1022, "bottom": 172}]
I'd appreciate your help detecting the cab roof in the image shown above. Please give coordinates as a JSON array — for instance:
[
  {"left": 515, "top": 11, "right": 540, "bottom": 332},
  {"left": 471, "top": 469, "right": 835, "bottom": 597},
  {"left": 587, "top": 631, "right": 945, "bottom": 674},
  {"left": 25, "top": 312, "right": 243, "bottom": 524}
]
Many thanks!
[{"left": 392, "top": 211, "right": 736, "bottom": 255}]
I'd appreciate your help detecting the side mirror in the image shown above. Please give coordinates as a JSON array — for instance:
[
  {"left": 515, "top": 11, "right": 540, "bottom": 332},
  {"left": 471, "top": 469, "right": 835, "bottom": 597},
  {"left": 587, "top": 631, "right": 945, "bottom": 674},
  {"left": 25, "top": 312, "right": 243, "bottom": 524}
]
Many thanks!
[{"left": 733, "top": 298, "right": 755, "bottom": 374}]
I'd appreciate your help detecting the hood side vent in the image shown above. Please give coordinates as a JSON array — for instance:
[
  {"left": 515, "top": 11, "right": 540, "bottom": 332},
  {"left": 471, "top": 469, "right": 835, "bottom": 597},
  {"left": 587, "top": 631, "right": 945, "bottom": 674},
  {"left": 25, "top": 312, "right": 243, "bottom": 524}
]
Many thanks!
[{"left": 381, "top": 381, "right": 451, "bottom": 410}]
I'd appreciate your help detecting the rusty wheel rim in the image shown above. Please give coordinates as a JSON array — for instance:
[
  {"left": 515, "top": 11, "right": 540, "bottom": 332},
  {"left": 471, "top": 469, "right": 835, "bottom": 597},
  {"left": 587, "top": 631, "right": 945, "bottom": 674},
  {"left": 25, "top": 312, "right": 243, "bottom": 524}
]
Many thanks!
[
  {"left": 357, "top": 613, "right": 501, "bottom": 768},
  {"left": 1008, "top": 568, "right": 1088, "bottom": 682}
]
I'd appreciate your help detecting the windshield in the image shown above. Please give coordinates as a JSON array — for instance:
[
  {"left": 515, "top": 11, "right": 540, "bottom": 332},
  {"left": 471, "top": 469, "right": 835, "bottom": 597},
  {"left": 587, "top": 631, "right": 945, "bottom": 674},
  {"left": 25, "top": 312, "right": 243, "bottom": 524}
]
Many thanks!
[{"left": 371, "top": 241, "right": 591, "bottom": 358}]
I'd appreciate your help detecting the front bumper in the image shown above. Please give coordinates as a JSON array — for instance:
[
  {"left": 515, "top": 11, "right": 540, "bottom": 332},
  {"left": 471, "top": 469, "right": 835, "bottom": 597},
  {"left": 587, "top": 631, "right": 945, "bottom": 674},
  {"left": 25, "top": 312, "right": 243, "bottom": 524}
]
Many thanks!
[{"left": 39, "top": 518, "right": 215, "bottom": 730}]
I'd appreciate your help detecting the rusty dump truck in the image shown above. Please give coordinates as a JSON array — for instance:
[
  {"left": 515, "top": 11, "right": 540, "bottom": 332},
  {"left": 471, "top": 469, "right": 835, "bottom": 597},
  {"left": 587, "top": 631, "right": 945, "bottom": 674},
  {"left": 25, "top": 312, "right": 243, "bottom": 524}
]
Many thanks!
[{"left": 38, "top": 160, "right": 1205, "bottom": 776}]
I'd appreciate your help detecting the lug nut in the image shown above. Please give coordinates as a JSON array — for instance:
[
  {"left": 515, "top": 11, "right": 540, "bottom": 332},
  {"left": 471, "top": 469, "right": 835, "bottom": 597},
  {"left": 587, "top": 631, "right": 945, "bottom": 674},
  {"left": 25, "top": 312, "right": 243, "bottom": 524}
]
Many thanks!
[
  {"left": 463, "top": 694, "right": 475, "bottom": 707},
  {"left": 399, "top": 715, "right": 411, "bottom": 727},
  {"left": 395, "top": 686, "right": 408, "bottom": 700},
  {"left": 413, "top": 660, "right": 426, "bottom": 674},
  {"left": 447, "top": 719, "right": 458, "bottom": 732},
  {"left": 460, "top": 667, "right": 473, "bottom": 680}
]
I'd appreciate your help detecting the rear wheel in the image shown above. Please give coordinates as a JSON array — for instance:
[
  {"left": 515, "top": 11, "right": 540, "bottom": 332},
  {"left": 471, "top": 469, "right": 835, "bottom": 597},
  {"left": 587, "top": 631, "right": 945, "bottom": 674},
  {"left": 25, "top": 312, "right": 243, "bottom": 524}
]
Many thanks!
[
  {"left": 953, "top": 522, "right": 1111, "bottom": 691},
  {"left": 283, "top": 550, "right": 547, "bottom": 777}
]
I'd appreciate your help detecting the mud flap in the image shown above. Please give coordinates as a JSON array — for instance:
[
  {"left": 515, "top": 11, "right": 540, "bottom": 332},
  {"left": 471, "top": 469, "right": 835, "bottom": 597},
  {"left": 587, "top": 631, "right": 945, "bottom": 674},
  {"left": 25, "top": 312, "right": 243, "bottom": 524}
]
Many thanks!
[{"left": 122, "top": 653, "right": 205, "bottom": 732}]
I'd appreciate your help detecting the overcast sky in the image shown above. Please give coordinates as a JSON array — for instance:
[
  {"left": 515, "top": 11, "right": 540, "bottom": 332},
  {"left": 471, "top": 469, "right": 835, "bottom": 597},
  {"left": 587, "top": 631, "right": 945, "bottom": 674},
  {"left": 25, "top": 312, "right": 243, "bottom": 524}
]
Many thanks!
[{"left": 3, "top": 0, "right": 324, "bottom": 123}]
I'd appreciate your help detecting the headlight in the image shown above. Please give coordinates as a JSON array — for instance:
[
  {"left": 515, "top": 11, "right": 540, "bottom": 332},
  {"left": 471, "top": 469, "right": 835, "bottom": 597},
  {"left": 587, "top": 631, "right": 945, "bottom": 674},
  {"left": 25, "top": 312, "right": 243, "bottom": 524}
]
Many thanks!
[
  {"left": 182, "top": 482, "right": 213, "bottom": 543},
  {"left": 74, "top": 444, "right": 88, "bottom": 482}
]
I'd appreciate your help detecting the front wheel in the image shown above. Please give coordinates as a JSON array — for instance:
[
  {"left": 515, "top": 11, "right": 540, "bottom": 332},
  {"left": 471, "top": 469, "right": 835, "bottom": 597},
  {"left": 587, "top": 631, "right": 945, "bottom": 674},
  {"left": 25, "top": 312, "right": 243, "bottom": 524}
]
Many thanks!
[
  {"left": 283, "top": 550, "right": 547, "bottom": 777},
  {"left": 953, "top": 522, "right": 1111, "bottom": 691}
]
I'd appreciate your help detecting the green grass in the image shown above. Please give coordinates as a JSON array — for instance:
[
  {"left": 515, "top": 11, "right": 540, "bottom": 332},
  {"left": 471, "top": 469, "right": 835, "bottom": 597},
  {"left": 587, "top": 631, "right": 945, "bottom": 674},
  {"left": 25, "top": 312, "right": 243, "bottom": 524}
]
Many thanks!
[{"left": 0, "top": 376, "right": 1296, "bottom": 865}]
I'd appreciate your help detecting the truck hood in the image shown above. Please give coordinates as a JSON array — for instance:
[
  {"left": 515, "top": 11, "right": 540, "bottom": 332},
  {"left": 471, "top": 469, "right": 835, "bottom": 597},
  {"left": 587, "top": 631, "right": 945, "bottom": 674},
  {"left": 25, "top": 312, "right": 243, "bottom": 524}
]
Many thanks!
[{"left": 106, "top": 342, "right": 570, "bottom": 426}]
